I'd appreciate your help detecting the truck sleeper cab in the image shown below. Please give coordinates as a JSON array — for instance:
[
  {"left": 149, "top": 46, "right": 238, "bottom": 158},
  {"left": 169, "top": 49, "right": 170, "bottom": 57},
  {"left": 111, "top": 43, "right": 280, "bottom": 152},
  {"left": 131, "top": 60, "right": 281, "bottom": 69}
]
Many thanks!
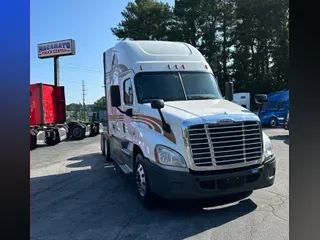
[
  {"left": 101, "top": 40, "right": 276, "bottom": 206},
  {"left": 259, "top": 90, "right": 289, "bottom": 128}
]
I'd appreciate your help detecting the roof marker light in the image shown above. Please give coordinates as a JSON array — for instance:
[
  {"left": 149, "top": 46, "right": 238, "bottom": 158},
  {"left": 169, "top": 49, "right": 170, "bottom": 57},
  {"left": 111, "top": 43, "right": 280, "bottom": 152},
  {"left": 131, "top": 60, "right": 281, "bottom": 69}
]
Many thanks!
[
  {"left": 205, "top": 65, "right": 208, "bottom": 69},
  {"left": 168, "top": 64, "right": 171, "bottom": 69},
  {"left": 175, "top": 64, "right": 178, "bottom": 69},
  {"left": 182, "top": 64, "right": 185, "bottom": 69},
  {"left": 140, "top": 65, "right": 143, "bottom": 70}
]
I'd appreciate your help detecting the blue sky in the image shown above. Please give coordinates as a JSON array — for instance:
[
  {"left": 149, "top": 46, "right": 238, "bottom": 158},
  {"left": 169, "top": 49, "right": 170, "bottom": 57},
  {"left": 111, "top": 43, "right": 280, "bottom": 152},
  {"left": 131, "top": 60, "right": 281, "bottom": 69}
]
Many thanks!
[{"left": 31, "top": 0, "right": 174, "bottom": 104}]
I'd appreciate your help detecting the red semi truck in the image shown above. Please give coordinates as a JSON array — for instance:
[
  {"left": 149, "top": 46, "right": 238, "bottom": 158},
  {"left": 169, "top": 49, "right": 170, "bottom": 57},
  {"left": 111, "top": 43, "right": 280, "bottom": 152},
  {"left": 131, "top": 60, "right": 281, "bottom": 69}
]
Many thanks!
[{"left": 30, "top": 83, "right": 103, "bottom": 150}]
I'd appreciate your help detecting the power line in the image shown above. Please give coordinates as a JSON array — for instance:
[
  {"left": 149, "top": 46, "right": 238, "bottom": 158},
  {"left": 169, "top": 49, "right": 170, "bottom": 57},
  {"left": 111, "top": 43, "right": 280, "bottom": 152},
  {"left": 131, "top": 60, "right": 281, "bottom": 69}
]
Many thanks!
[
  {"left": 64, "top": 63, "right": 103, "bottom": 73},
  {"left": 60, "top": 65, "right": 103, "bottom": 75}
]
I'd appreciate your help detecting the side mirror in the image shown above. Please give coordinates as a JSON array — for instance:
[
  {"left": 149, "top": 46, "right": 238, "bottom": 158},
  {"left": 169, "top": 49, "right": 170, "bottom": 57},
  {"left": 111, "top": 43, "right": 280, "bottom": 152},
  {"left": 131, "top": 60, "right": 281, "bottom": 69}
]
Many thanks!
[
  {"left": 151, "top": 99, "right": 164, "bottom": 109},
  {"left": 150, "top": 99, "right": 171, "bottom": 132},
  {"left": 110, "top": 85, "right": 121, "bottom": 107},
  {"left": 254, "top": 94, "right": 268, "bottom": 104},
  {"left": 225, "top": 81, "right": 234, "bottom": 101}
]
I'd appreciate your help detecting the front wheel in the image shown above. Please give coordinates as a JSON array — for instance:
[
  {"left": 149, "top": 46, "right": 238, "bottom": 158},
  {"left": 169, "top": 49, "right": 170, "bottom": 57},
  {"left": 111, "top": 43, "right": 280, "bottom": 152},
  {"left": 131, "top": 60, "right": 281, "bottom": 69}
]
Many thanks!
[
  {"left": 134, "top": 154, "right": 155, "bottom": 208},
  {"left": 269, "top": 117, "right": 278, "bottom": 128}
]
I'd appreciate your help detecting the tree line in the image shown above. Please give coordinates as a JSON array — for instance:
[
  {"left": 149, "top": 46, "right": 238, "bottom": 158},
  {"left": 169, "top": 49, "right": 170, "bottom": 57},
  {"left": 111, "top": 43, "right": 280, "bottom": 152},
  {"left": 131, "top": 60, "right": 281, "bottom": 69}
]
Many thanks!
[{"left": 111, "top": 0, "right": 289, "bottom": 95}]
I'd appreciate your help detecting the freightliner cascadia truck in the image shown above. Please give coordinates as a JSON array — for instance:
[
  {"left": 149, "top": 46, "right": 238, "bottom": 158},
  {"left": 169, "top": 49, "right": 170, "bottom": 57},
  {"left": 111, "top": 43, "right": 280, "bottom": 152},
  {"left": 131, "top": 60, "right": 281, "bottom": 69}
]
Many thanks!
[
  {"left": 101, "top": 40, "right": 276, "bottom": 206},
  {"left": 30, "top": 83, "right": 103, "bottom": 150}
]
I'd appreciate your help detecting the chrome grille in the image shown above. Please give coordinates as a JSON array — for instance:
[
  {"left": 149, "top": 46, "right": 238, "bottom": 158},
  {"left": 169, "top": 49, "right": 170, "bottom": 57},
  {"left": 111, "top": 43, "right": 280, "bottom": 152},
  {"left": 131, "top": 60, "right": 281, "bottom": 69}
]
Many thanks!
[{"left": 188, "top": 121, "right": 262, "bottom": 167}]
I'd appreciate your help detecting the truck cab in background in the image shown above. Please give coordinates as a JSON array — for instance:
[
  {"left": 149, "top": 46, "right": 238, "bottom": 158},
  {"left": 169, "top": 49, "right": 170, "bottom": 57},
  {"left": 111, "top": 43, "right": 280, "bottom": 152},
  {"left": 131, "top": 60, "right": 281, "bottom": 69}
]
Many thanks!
[
  {"left": 258, "top": 90, "right": 289, "bottom": 128},
  {"left": 101, "top": 40, "right": 276, "bottom": 207}
]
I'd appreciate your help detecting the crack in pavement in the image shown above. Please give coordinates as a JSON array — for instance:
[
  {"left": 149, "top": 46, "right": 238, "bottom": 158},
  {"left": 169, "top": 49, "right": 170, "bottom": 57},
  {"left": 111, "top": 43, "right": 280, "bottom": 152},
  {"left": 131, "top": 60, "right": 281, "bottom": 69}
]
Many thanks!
[
  {"left": 268, "top": 204, "right": 288, "bottom": 222},
  {"left": 261, "top": 189, "right": 288, "bottom": 199}
]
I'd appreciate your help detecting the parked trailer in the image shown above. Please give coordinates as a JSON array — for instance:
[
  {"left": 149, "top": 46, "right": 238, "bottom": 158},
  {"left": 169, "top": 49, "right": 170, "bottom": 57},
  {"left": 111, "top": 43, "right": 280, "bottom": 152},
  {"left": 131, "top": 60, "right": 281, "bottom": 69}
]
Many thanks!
[
  {"left": 30, "top": 83, "right": 103, "bottom": 150},
  {"left": 233, "top": 92, "right": 251, "bottom": 110}
]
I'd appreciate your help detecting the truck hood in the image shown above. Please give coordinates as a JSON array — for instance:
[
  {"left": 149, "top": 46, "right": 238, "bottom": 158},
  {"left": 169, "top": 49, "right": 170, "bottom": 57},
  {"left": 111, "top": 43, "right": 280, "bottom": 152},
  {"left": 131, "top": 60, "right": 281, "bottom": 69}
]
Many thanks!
[
  {"left": 163, "top": 99, "right": 252, "bottom": 118},
  {"left": 141, "top": 99, "right": 258, "bottom": 126}
]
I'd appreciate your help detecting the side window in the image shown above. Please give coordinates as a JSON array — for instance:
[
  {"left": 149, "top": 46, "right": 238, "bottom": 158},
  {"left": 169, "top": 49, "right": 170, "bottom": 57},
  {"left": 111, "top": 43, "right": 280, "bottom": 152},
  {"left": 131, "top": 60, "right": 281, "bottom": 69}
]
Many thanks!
[
  {"left": 278, "top": 101, "right": 285, "bottom": 109},
  {"left": 123, "top": 79, "right": 133, "bottom": 105}
]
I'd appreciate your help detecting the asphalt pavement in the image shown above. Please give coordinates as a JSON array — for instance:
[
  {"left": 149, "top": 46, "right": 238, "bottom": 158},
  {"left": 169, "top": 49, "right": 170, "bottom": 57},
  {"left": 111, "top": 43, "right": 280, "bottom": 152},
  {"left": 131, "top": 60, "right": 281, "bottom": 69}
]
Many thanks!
[{"left": 31, "top": 128, "right": 289, "bottom": 240}]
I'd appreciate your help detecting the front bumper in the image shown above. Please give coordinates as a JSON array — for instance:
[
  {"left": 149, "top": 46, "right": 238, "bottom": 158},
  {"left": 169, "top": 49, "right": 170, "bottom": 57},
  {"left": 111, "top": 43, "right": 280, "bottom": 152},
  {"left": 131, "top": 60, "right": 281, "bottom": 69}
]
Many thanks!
[{"left": 146, "top": 158, "right": 276, "bottom": 200}]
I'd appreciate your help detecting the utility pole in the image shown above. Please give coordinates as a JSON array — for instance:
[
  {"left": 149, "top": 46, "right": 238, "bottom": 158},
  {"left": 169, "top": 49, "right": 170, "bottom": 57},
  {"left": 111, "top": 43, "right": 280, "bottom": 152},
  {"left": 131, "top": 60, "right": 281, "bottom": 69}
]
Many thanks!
[
  {"left": 82, "top": 80, "right": 86, "bottom": 121},
  {"left": 53, "top": 56, "right": 60, "bottom": 86}
]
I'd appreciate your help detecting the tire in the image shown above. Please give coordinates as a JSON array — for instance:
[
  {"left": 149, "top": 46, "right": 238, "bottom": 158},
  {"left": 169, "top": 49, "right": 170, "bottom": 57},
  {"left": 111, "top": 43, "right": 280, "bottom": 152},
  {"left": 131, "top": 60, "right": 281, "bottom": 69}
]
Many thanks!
[
  {"left": 101, "top": 135, "right": 105, "bottom": 156},
  {"left": 30, "top": 130, "right": 37, "bottom": 150},
  {"left": 71, "top": 124, "right": 85, "bottom": 140},
  {"left": 104, "top": 137, "right": 112, "bottom": 162},
  {"left": 46, "top": 129, "right": 60, "bottom": 146},
  {"left": 134, "top": 154, "right": 155, "bottom": 208},
  {"left": 90, "top": 124, "right": 97, "bottom": 137},
  {"left": 269, "top": 117, "right": 278, "bottom": 128}
]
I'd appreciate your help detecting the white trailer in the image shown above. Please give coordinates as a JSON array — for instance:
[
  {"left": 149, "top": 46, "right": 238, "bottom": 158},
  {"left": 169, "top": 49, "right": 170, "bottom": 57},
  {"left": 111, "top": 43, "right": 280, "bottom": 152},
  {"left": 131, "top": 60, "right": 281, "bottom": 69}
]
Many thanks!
[{"left": 233, "top": 92, "right": 251, "bottom": 110}]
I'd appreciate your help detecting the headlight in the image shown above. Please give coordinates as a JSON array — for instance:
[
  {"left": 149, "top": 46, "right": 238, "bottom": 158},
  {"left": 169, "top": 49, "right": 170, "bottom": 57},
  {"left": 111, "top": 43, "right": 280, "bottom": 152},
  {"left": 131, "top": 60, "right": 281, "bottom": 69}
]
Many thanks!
[
  {"left": 155, "top": 145, "right": 187, "bottom": 168},
  {"left": 263, "top": 132, "right": 275, "bottom": 161}
]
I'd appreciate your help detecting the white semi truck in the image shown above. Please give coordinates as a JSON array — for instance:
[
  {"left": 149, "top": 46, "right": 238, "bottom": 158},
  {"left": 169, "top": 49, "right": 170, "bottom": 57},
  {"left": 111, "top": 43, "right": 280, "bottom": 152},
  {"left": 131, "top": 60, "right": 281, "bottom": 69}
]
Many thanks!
[{"left": 101, "top": 40, "right": 276, "bottom": 206}]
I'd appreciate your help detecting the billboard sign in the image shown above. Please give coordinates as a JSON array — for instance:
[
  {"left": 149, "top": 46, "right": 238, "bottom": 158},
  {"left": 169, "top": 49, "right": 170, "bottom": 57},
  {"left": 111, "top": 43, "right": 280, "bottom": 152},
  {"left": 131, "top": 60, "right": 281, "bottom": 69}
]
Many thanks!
[{"left": 38, "top": 39, "right": 75, "bottom": 59}]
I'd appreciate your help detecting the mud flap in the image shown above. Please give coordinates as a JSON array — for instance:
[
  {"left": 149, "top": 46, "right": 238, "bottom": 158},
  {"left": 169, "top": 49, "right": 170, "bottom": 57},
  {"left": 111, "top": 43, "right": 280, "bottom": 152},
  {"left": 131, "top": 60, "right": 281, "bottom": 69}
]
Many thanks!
[
  {"left": 36, "top": 130, "right": 46, "bottom": 145},
  {"left": 58, "top": 127, "right": 68, "bottom": 141},
  {"left": 85, "top": 125, "right": 91, "bottom": 137},
  {"left": 99, "top": 123, "right": 104, "bottom": 133}
]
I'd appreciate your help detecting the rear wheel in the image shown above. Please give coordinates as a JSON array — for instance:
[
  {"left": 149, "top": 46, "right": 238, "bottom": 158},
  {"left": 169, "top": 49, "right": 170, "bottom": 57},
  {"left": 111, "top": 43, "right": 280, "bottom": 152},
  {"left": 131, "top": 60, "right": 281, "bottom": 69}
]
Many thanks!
[
  {"left": 30, "top": 130, "right": 37, "bottom": 150},
  {"left": 46, "top": 129, "right": 60, "bottom": 146},
  {"left": 71, "top": 124, "right": 85, "bottom": 140},
  {"left": 104, "top": 137, "right": 112, "bottom": 162},
  {"left": 135, "top": 154, "right": 155, "bottom": 208},
  {"left": 269, "top": 117, "right": 278, "bottom": 128}
]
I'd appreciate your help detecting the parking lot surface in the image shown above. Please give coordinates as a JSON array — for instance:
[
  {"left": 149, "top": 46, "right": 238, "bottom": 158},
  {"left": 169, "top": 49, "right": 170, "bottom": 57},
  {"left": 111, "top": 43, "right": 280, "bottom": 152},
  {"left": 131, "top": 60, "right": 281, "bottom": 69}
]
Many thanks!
[{"left": 31, "top": 128, "right": 289, "bottom": 240}]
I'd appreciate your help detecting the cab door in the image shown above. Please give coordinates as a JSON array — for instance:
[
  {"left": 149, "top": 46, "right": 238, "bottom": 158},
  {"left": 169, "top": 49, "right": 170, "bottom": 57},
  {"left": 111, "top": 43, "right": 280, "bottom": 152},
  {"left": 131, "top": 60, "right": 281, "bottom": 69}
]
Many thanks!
[
  {"left": 108, "top": 73, "right": 125, "bottom": 164},
  {"left": 275, "top": 101, "right": 286, "bottom": 124},
  {"left": 119, "top": 72, "right": 137, "bottom": 169}
]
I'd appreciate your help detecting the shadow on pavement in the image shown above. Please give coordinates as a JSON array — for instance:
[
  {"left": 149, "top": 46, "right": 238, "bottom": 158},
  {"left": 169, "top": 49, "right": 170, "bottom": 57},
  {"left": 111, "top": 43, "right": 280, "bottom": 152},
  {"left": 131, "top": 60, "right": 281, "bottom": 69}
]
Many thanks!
[
  {"left": 269, "top": 134, "right": 289, "bottom": 145},
  {"left": 31, "top": 153, "right": 258, "bottom": 240}
]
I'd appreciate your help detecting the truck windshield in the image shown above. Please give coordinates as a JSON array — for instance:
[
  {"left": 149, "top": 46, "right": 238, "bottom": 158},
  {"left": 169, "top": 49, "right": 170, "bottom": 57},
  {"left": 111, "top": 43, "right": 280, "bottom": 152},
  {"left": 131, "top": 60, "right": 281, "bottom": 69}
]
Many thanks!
[{"left": 134, "top": 72, "right": 222, "bottom": 103}]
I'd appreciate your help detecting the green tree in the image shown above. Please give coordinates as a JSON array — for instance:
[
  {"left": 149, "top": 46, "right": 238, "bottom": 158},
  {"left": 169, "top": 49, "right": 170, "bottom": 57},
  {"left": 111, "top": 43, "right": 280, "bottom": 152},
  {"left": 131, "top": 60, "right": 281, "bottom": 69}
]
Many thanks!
[
  {"left": 93, "top": 96, "right": 106, "bottom": 110},
  {"left": 66, "top": 103, "right": 82, "bottom": 111},
  {"left": 111, "top": 0, "right": 289, "bottom": 95},
  {"left": 111, "top": 0, "right": 173, "bottom": 40}
]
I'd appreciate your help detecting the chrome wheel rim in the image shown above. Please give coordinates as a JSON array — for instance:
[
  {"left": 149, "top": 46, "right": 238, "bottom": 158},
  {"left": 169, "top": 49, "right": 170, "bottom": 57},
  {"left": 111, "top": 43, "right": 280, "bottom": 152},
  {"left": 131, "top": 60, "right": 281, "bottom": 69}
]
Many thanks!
[{"left": 136, "top": 163, "right": 146, "bottom": 197}]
